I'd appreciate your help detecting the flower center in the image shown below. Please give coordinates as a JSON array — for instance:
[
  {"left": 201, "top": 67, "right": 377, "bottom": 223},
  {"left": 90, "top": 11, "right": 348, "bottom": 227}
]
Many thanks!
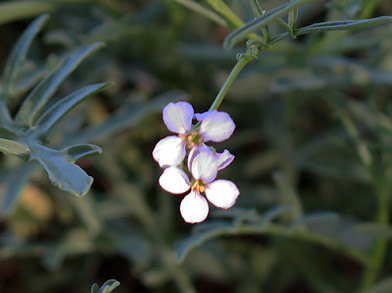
[
  {"left": 180, "top": 131, "right": 203, "bottom": 149},
  {"left": 191, "top": 179, "right": 206, "bottom": 193}
]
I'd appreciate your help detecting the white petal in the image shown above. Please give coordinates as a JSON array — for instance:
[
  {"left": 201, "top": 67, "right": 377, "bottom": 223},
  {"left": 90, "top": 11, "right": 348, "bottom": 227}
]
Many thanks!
[
  {"left": 205, "top": 179, "right": 239, "bottom": 209},
  {"left": 159, "top": 167, "right": 190, "bottom": 194},
  {"left": 216, "top": 149, "right": 235, "bottom": 170},
  {"left": 187, "top": 144, "right": 212, "bottom": 172},
  {"left": 180, "top": 191, "right": 209, "bottom": 224},
  {"left": 163, "top": 101, "right": 193, "bottom": 134},
  {"left": 191, "top": 152, "right": 217, "bottom": 183},
  {"left": 199, "top": 111, "right": 235, "bottom": 142},
  {"left": 152, "top": 136, "right": 185, "bottom": 168}
]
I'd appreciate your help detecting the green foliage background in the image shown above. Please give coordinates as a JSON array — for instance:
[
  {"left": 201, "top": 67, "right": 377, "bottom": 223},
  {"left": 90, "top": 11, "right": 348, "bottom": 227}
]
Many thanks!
[{"left": 0, "top": 0, "right": 392, "bottom": 292}]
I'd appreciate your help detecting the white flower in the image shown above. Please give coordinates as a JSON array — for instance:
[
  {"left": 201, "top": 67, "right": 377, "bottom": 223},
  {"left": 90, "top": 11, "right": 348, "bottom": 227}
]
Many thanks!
[
  {"left": 159, "top": 152, "right": 239, "bottom": 224},
  {"left": 152, "top": 101, "right": 236, "bottom": 168},
  {"left": 188, "top": 144, "right": 235, "bottom": 172}
]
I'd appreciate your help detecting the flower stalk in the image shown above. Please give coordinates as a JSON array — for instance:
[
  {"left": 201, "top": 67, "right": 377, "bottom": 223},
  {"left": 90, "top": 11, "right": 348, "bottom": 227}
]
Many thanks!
[{"left": 208, "top": 40, "right": 260, "bottom": 111}]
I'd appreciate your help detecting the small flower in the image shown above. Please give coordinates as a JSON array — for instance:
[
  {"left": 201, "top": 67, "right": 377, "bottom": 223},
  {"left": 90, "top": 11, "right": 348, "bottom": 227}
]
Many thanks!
[
  {"left": 159, "top": 152, "right": 239, "bottom": 223},
  {"left": 152, "top": 101, "right": 235, "bottom": 168},
  {"left": 188, "top": 144, "right": 234, "bottom": 172}
]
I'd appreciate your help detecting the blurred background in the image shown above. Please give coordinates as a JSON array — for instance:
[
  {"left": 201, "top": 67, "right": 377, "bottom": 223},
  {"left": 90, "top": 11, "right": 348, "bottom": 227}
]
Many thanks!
[{"left": 1, "top": 0, "right": 392, "bottom": 292}]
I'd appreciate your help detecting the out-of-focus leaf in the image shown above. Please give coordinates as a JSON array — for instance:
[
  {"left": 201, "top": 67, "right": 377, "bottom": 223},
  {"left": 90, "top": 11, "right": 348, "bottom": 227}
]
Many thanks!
[
  {"left": 71, "top": 91, "right": 188, "bottom": 143},
  {"left": 13, "top": 65, "right": 49, "bottom": 97},
  {"left": 273, "top": 171, "right": 303, "bottom": 220},
  {"left": 176, "top": 208, "right": 385, "bottom": 263},
  {"left": 60, "top": 144, "right": 102, "bottom": 163},
  {"left": 42, "top": 229, "right": 94, "bottom": 270},
  {"left": 172, "top": 0, "right": 226, "bottom": 26},
  {"left": 1, "top": 14, "right": 48, "bottom": 99},
  {"left": 369, "top": 278, "right": 392, "bottom": 293},
  {"left": 258, "top": 204, "right": 294, "bottom": 226},
  {"left": 30, "top": 144, "right": 93, "bottom": 196},
  {"left": 176, "top": 221, "right": 232, "bottom": 262},
  {"left": 91, "top": 279, "right": 120, "bottom": 293},
  {"left": 0, "top": 0, "right": 90, "bottom": 25},
  {"left": 0, "top": 163, "right": 36, "bottom": 216},
  {"left": 0, "top": 138, "right": 30, "bottom": 158},
  {"left": 34, "top": 82, "right": 114, "bottom": 134},
  {"left": 15, "top": 42, "right": 104, "bottom": 126}
]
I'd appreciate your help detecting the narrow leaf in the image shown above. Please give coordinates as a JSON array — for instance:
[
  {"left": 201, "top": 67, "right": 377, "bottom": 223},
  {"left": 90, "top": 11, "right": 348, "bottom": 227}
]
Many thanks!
[
  {"left": 296, "top": 16, "right": 392, "bottom": 36},
  {"left": 34, "top": 82, "right": 114, "bottom": 134},
  {"left": 15, "top": 42, "right": 105, "bottom": 126},
  {"left": 31, "top": 145, "right": 94, "bottom": 196},
  {"left": 223, "top": 0, "right": 315, "bottom": 49},
  {"left": 0, "top": 138, "right": 30, "bottom": 158},
  {"left": 2, "top": 14, "right": 48, "bottom": 98},
  {"left": 60, "top": 144, "right": 102, "bottom": 163}
]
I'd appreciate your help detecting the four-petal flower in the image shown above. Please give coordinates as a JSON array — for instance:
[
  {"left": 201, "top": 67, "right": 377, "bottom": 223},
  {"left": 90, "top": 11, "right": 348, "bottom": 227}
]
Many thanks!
[
  {"left": 152, "top": 102, "right": 235, "bottom": 168},
  {"left": 159, "top": 152, "right": 239, "bottom": 223}
]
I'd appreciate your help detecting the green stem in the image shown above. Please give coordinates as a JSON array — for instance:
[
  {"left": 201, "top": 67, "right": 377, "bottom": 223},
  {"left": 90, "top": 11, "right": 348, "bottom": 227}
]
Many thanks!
[{"left": 208, "top": 46, "right": 257, "bottom": 111}]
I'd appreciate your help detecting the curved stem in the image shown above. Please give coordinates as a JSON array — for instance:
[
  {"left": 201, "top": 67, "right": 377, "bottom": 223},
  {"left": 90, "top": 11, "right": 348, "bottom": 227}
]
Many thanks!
[{"left": 208, "top": 46, "right": 258, "bottom": 111}]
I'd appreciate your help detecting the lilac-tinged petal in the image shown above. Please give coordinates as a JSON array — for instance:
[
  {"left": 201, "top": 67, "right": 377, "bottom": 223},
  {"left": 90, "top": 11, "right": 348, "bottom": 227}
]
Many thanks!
[
  {"left": 216, "top": 149, "right": 235, "bottom": 170},
  {"left": 152, "top": 136, "right": 185, "bottom": 168},
  {"left": 163, "top": 102, "right": 193, "bottom": 134},
  {"left": 159, "top": 167, "right": 190, "bottom": 194},
  {"left": 199, "top": 111, "right": 235, "bottom": 142},
  {"left": 180, "top": 191, "right": 209, "bottom": 223},
  {"left": 205, "top": 179, "right": 239, "bottom": 209},
  {"left": 194, "top": 112, "right": 209, "bottom": 121},
  {"left": 187, "top": 144, "right": 212, "bottom": 172},
  {"left": 191, "top": 152, "right": 217, "bottom": 183}
]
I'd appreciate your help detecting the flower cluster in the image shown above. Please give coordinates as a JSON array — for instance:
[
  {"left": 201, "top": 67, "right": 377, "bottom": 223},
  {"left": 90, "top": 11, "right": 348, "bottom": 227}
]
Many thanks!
[{"left": 153, "top": 101, "right": 239, "bottom": 224}]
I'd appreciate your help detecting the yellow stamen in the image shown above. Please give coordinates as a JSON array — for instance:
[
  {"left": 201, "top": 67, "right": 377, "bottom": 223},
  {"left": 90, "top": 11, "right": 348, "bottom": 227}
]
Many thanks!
[{"left": 191, "top": 180, "right": 206, "bottom": 193}]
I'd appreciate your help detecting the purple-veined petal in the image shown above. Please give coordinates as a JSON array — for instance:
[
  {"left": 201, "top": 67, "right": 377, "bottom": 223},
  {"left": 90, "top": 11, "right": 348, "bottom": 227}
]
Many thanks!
[
  {"left": 191, "top": 152, "right": 217, "bottom": 183},
  {"left": 205, "top": 179, "right": 239, "bottom": 209},
  {"left": 187, "top": 144, "right": 212, "bottom": 172},
  {"left": 159, "top": 167, "right": 190, "bottom": 194},
  {"left": 152, "top": 136, "right": 185, "bottom": 168},
  {"left": 199, "top": 110, "right": 235, "bottom": 142},
  {"left": 180, "top": 191, "right": 209, "bottom": 223},
  {"left": 216, "top": 149, "right": 235, "bottom": 170},
  {"left": 163, "top": 101, "right": 193, "bottom": 134}
]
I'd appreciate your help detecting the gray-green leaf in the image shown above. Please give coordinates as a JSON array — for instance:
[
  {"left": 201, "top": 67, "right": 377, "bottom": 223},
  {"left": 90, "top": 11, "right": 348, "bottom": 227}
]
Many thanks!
[
  {"left": 14, "top": 42, "right": 105, "bottom": 126},
  {"left": 0, "top": 138, "right": 30, "bottom": 158},
  {"left": 34, "top": 82, "right": 114, "bottom": 135},
  {"left": 30, "top": 144, "right": 94, "bottom": 196},
  {"left": 1, "top": 14, "right": 48, "bottom": 99}
]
